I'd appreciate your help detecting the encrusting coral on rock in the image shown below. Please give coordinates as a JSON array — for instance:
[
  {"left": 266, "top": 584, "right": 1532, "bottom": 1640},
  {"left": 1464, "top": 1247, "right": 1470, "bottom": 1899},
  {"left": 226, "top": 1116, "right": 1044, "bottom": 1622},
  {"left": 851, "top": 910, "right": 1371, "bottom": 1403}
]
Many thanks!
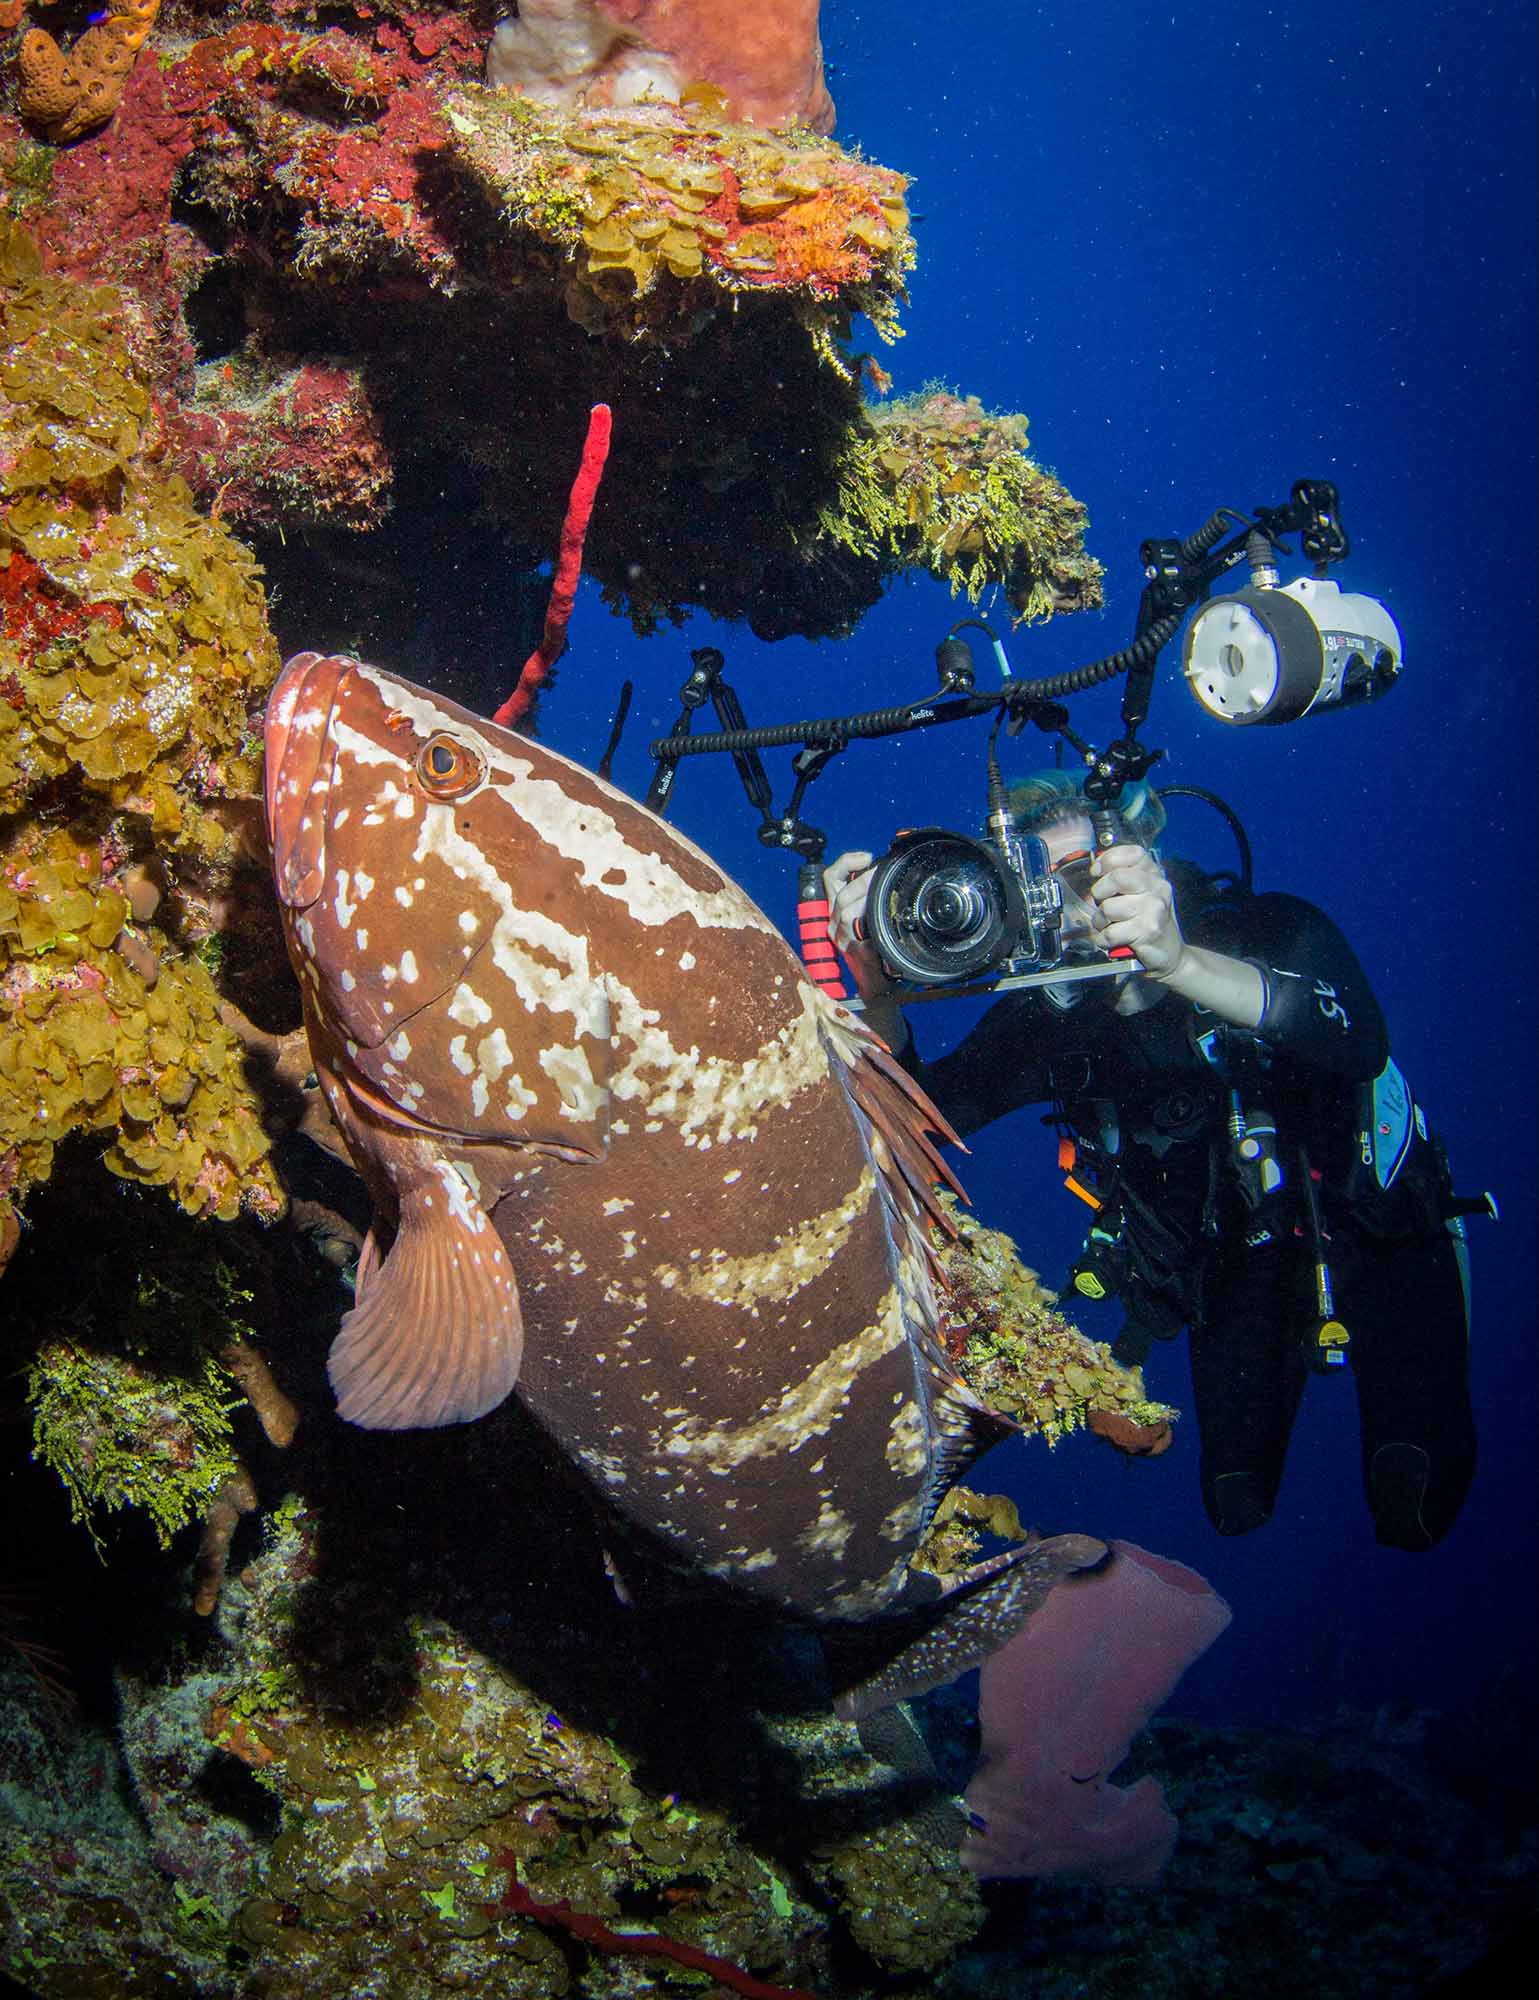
[
  {"left": 821, "top": 388, "right": 1107, "bottom": 622},
  {"left": 485, "top": 0, "right": 835, "bottom": 134},
  {"left": 15, "top": 1, "right": 161, "bottom": 145},
  {"left": 0, "top": 218, "right": 285, "bottom": 1244},
  {"left": 932, "top": 1190, "right": 1178, "bottom": 1453}
]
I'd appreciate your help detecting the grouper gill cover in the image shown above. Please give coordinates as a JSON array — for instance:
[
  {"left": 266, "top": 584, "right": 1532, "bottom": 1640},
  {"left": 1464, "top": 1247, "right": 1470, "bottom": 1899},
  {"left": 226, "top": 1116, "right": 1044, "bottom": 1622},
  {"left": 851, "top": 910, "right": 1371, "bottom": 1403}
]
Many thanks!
[{"left": 264, "top": 653, "right": 1103, "bottom": 1653}]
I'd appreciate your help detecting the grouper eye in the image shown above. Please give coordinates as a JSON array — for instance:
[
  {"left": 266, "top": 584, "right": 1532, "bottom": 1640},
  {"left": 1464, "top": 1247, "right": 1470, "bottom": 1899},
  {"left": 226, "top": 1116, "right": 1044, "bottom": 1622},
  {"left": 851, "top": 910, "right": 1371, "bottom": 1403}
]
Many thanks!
[{"left": 414, "top": 733, "right": 484, "bottom": 801}]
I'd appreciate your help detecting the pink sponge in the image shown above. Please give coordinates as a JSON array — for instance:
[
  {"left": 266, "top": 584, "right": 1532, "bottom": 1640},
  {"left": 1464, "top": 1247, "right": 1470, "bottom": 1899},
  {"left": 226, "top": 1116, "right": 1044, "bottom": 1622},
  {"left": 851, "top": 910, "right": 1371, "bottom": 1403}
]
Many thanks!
[{"left": 962, "top": 1540, "right": 1231, "bottom": 1886}]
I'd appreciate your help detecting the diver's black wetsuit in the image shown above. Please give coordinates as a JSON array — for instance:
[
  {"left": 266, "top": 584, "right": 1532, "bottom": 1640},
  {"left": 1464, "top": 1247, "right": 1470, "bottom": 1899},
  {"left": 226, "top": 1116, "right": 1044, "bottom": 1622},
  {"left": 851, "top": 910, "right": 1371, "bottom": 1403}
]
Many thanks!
[{"left": 900, "top": 879, "right": 1477, "bottom": 1551}]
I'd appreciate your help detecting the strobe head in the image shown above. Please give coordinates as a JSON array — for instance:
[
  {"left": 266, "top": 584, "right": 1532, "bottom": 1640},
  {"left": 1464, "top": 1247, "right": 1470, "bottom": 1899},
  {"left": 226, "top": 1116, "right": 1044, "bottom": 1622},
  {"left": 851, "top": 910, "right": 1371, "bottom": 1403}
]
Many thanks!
[
  {"left": 1183, "top": 577, "right": 1402, "bottom": 724},
  {"left": 866, "top": 830, "right": 1025, "bottom": 984}
]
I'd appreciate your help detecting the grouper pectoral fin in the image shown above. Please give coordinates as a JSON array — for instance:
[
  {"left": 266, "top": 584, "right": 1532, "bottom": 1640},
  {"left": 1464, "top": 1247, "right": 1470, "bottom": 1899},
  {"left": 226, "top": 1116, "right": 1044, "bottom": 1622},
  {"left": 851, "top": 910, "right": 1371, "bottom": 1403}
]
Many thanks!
[
  {"left": 828, "top": 1533, "right": 1109, "bottom": 1722},
  {"left": 327, "top": 1148, "right": 523, "bottom": 1431}
]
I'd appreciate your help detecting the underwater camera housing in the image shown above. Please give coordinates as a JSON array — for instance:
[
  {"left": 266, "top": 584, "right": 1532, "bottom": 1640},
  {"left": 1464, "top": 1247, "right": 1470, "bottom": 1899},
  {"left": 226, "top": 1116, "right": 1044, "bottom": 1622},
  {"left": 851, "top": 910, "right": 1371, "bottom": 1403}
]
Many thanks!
[{"left": 864, "top": 815, "right": 1119, "bottom": 996}]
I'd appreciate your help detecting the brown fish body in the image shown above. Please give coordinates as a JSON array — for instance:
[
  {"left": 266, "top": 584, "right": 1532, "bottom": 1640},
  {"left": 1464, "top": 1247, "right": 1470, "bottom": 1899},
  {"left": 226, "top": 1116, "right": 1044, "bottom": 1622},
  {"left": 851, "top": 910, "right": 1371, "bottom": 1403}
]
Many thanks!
[{"left": 265, "top": 654, "right": 1056, "bottom": 1629}]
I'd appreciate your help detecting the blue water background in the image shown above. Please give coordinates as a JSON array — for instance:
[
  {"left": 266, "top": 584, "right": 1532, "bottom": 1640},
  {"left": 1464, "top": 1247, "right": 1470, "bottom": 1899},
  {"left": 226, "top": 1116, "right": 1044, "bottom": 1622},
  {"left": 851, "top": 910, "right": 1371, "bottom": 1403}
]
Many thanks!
[{"left": 533, "top": 1, "right": 1537, "bottom": 1730}]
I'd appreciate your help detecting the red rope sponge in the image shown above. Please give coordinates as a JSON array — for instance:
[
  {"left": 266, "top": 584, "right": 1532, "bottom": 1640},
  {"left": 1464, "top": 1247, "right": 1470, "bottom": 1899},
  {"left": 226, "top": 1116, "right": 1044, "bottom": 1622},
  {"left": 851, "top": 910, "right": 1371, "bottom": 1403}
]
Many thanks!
[
  {"left": 492, "top": 402, "right": 613, "bottom": 729},
  {"left": 487, "top": 1849, "right": 818, "bottom": 2000}
]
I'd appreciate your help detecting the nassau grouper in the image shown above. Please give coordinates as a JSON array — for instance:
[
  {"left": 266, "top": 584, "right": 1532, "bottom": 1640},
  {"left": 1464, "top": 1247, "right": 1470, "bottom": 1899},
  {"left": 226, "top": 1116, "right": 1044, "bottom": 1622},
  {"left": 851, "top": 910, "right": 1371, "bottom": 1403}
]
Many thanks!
[{"left": 264, "top": 653, "right": 1104, "bottom": 1707}]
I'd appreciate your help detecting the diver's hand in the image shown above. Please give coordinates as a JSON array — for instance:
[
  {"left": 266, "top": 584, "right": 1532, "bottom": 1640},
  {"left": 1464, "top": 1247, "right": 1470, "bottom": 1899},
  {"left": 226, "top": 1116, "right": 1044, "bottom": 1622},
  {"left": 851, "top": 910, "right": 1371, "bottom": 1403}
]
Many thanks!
[
  {"left": 1090, "top": 843, "right": 1265, "bottom": 1027},
  {"left": 1088, "top": 843, "right": 1185, "bottom": 975},
  {"left": 822, "top": 852, "right": 907, "bottom": 1042},
  {"left": 823, "top": 851, "right": 893, "bottom": 994}
]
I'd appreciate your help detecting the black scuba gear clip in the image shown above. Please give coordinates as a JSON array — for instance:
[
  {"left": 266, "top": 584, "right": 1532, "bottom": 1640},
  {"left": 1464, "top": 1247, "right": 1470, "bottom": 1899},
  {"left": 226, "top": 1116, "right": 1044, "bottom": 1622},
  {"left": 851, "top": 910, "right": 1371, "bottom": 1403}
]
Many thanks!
[{"left": 1193, "top": 1025, "right": 1286, "bottom": 1235}]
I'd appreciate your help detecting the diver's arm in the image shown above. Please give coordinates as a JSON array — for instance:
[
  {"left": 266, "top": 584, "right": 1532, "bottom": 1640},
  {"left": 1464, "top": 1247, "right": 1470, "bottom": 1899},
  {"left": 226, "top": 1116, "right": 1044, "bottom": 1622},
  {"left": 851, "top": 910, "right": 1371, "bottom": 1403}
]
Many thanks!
[
  {"left": 1227, "top": 892, "right": 1390, "bottom": 1079},
  {"left": 1091, "top": 845, "right": 1265, "bottom": 1028},
  {"left": 1093, "top": 849, "right": 1386, "bottom": 1070},
  {"left": 1148, "top": 943, "right": 1265, "bottom": 1026}
]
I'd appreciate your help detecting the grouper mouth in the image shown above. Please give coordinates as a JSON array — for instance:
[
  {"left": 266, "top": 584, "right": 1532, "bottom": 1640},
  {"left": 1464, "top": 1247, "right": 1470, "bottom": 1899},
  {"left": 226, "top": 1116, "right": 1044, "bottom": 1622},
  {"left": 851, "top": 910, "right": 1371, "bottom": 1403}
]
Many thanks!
[
  {"left": 264, "top": 650, "right": 500, "bottom": 1055},
  {"left": 265, "top": 651, "right": 346, "bottom": 913}
]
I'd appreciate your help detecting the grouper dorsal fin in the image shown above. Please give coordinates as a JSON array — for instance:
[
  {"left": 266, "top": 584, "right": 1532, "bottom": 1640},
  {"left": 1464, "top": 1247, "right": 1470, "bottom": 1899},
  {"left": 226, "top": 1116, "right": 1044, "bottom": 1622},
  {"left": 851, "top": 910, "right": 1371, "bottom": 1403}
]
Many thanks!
[
  {"left": 327, "top": 1146, "right": 523, "bottom": 1430},
  {"left": 821, "top": 1002, "right": 1007, "bottom": 1480},
  {"left": 831, "top": 1019, "right": 967, "bottom": 1241}
]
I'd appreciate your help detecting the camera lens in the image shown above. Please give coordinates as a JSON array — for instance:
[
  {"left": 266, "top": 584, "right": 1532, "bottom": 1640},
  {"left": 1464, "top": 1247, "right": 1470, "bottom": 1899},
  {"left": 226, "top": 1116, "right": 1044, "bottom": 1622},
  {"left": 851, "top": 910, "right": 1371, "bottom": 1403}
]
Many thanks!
[
  {"left": 914, "top": 871, "right": 987, "bottom": 940},
  {"left": 865, "top": 832, "right": 1025, "bottom": 984}
]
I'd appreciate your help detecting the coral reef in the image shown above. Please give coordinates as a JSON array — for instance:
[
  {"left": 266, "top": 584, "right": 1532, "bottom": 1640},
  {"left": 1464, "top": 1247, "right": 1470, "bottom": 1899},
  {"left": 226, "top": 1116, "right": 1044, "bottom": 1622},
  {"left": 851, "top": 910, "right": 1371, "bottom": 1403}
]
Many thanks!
[
  {"left": 15, "top": 2, "right": 160, "bottom": 146},
  {"left": 819, "top": 389, "right": 1107, "bottom": 622},
  {"left": 485, "top": 0, "right": 835, "bottom": 134},
  {"left": 933, "top": 1191, "right": 1179, "bottom": 1451},
  {"left": 27, "top": 1337, "right": 245, "bottom": 1555},
  {"left": 5, "top": 1600, "right": 1532, "bottom": 1999},
  {"left": 447, "top": 82, "right": 911, "bottom": 331},
  {"left": 0, "top": 220, "right": 285, "bottom": 1241},
  {"left": 1, "top": 6, "right": 1099, "bottom": 650},
  {"left": 8, "top": 1170, "right": 299, "bottom": 1606},
  {"left": 186, "top": 1483, "right": 986, "bottom": 1998}
]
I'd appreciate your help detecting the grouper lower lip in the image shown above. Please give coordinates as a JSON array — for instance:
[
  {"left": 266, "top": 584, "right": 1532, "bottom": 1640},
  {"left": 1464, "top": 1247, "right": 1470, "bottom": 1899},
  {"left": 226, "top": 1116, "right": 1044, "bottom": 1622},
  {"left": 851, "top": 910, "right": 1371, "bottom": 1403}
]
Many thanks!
[{"left": 264, "top": 651, "right": 347, "bottom": 912}]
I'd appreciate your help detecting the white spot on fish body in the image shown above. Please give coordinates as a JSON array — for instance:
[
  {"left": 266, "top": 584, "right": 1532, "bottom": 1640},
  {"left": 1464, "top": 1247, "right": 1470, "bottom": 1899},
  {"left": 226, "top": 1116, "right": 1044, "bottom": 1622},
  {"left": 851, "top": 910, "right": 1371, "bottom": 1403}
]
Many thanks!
[
  {"left": 333, "top": 872, "right": 357, "bottom": 929},
  {"left": 394, "top": 886, "right": 413, "bottom": 908},
  {"left": 540, "top": 1043, "right": 604, "bottom": 1122},
  {"left": 449, "top": 1036, "right": 474, "bottom": 1076},
  {"left": 340, "top": 969, "right": 355, "bottom": 992},
  {"left": 387, "top": 1031, "right": 412, "bottom": 1060},
  {"left": 679, "top": 952, "right": 696, "bottom": 970},
  {"left": 449, "top": 985, "right": 493, "bottom": 1027},
  {"left": 399, "top": 950, "right": 419, "bottom": 984},
  {"left": 354, "top": 869, "right": 374, "bottom": 899},
  {"left": 478, "top": 1027, "right": 513, "bottom": 1079},
  {"left": 471, "top": 1076, "right": 489, "bottom": 1117},
  {"left": 430, "top": 1158, "right": 486, "bottom": 1233}
]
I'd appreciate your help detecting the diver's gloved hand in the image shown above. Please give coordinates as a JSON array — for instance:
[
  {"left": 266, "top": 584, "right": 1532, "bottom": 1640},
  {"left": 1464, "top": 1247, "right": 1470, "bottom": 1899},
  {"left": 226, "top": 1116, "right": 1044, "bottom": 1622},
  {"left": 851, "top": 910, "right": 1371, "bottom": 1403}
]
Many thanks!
[
  {"left": 1088, "top": 843, "right": 1186, "bottom": 977},
  {"left": 823, "top": 850, "right": 901, "bottom": 1005}
]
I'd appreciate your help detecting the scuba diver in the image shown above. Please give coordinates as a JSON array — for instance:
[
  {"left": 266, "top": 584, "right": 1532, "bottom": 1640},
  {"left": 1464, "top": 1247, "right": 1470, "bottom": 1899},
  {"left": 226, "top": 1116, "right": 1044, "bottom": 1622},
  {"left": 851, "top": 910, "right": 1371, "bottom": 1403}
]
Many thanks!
[{"left": 825, "top": 769, "right": 1479, "bottom": 1552}]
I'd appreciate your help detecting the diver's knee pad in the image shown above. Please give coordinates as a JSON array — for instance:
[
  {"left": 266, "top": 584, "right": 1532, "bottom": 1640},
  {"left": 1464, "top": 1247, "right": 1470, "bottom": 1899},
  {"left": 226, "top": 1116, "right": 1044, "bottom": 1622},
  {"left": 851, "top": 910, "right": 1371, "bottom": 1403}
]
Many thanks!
[
  {"left": 1206, "top": 1470, "right": 1272, "bottom": 1536},
  {"left": 1369, "top": 1442, "right": 1435, "bottom": 1552}
]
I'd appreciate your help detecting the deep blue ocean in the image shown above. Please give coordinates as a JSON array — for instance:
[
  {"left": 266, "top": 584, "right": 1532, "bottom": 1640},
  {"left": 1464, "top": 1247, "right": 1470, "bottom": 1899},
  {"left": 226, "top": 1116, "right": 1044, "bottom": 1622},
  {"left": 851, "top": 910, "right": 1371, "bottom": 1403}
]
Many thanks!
[{"left": 534, "top": 0, "right": 1538, "bottom": 1732}]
